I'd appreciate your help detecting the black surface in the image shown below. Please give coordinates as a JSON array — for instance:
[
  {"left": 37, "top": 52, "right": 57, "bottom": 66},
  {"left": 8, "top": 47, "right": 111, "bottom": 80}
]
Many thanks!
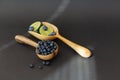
[{"left": 0, "top": 0, "right": 120, "bottom": 80}]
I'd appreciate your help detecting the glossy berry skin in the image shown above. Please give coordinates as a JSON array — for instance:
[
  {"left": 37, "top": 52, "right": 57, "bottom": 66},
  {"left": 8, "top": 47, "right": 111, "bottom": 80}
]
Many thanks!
[
  {"left": 28, "top": 26, "right": 34, "bottom": 31},
  {"left": 43, "top": 26, "right": 48, "bottom": 31},
  {"left": 37, "top": 40, "right": 57, "bottom": 55},
  {"left": 38, "top": 66, "right": 43, "bottom": 69},
  {"left": 29, "top": 64, "right": 35, "bottom": 68},
  {"left": 45, "top": 61, "right": 50, "bottom": 65},
  {"left": 42, "top": 61, "right": 46, "bottom": 65},
  {"left": 42, "top": 61, "right": 50, "bottom": 65}
]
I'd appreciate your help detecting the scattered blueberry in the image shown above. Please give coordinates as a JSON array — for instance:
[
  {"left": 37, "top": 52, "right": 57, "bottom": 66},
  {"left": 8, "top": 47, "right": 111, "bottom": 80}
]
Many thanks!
[
  {"left": 45, "top": 61, "right": 50, "bottom": 65},
  {"left": 42, "top": 61, "right": 46, "bottom": 65},
  {"left": 29, "top": 64, "right": 35, "bottom": 68},
  {"left": 38, "top": 65, "right": 43, "bottom": 69}
]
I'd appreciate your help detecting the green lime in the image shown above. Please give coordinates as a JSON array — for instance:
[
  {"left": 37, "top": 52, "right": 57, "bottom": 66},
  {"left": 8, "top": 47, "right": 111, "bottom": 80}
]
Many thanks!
[
  {"left": 29, "top": 21, "right": 41, "bottom": 32},
  {"left": 39, "top": 26, "right": 53, "bottom": 36}
]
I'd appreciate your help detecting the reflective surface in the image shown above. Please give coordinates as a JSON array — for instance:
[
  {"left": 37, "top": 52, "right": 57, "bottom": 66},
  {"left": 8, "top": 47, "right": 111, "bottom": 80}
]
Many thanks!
[{"left": 0, "top": 0, "right": 120, "bottom": 80}]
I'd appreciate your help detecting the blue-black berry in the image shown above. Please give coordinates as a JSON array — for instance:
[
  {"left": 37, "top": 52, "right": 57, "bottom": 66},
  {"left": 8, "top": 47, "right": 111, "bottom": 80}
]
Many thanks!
[
  {"left": 43, "top": 26, "right": 48, "bottom": 31},
  {"left": 42, "top": 61, "right": 46, "bottom": 65},
  {"left": 29, "top": 64, "right": 35, "bottom": 68},
  {"left": 48, "top": 32, "right": 56, "bottom": 36},
  {"left": 28, "top": 26, "right": 34, "bottom": 31},
  {"left": 38, "top": 65, "right": 43, "bottom": 69},
  {"left": 37, "top": 40, "right": 57, "bottom": 55},
  {"left": 45, "top": 61, "right": 50, "bottom": 65}
]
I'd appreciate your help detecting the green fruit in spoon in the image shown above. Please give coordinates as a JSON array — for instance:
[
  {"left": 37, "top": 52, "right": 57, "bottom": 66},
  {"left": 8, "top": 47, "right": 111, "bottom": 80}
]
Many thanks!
[
  {"left": 39, "top": 26, "right": 53, "bottom": 36},
  {"left": 29, "top": 21, "right": 41, "bottom": 32}
]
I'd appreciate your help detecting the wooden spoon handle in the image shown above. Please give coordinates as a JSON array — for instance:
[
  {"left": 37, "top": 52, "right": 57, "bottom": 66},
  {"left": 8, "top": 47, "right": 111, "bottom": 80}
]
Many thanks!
[
  {"left": 57, "top": 34, "right": 92, "bottom": 58},
  {"left": 15, "top": 35, "right": 38, "bottom": 48}
]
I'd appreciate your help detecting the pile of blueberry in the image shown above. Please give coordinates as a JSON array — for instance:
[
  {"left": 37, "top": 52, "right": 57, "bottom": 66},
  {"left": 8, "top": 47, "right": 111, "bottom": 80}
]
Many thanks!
[{"left": 36, "top": 40, "right": 57, "bottom": 55}]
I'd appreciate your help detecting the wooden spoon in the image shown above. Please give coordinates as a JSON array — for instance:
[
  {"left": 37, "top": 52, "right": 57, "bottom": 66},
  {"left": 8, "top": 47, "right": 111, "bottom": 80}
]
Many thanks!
[
  {"left": 28, "top": 22, "right": 92, "bottom": 58},
  {"left": 15, "top": 35, "right": 58, "bottom": 60}
]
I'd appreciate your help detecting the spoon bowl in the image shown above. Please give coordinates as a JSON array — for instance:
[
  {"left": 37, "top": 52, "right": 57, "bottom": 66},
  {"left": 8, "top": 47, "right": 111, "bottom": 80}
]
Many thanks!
[
  {"left": 28, "top": 22, "right": 92, "bottom": 58},
  {"left": 28, "top": 22, "right": 58, "bottom": 40}
]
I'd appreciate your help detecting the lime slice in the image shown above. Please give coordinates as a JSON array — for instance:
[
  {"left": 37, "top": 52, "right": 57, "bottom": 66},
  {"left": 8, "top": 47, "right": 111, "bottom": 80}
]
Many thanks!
[
  {"left": 39, "top": 26, "right": 53, "bottom": 36},
  {"left": 29, "top": 21, "right": 41, "bottom": 32}
]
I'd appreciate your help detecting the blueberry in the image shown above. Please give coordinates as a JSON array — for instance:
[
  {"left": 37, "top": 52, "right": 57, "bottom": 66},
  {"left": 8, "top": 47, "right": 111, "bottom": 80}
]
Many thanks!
[
  {"left": 45, "top": 61, "right": 50, "bottom": 65},
  {"left": 50, "top": 49, "right": 54, "bottom": 53},
  {"left": 47, "top": 40, "right": 51, "bottom": 44},
  {"left": 47, "top": 45, "right": 50, "bottom": 48},
  {"left": 38, "top": 66, "right": 43, "bottom": 69},
  {"left": 42, "top": 61, "right": 46, "bottom": 65},
  {"left": 46, "top": 46, "right": 49, "bottom": 49},
  {"left": 46, "top": 48, "right": 50, "bottom": 52},
  {"left": 43, "top": 43, "right": 47, "bottom": 46},
  {"left": 28, "top": 26, "right": 34, "bottom": 31},
  {"left": 51, "top": 32, "right": 56, "bottom": 35},
  {"left": 49, "top": 32, "right": 56, "bottom": 36},
  {"left": 38, "top": 41, "right": 43, "bottom": 45},
  {"left": 51, "top": 41, "right": 54, "bottom": 43},
  {"left": 29, "top": 64, "right": 35, "bottom": 68},
  {"left": 50, "top": 43, "right": 54, "bottom": 47},
  {"left": 43, "top": 49, "right": 46, "bottom": 52},
  {"left": 47, "top": 51, "right": 50, "bottom": 54},
  {"left": 54, "top": 45, "right": 57, "bottom": 49},
  {"left": 40, "top": 45, "right": 44, "bottom": 49},
  {"left": 37, "top": 40, "right": 57, "bottom": 55},
  {"left": 39, "top": 49, "right": 43, "bottom": 53},
  {"left": 41, "top": 52, "right": 45, "bottom": 55},
  {"left": 44, "top": 53, "right": 48, "bottom": 55},
  {"left": 43, "top": 26, "right": 48, "bottom": 31}
]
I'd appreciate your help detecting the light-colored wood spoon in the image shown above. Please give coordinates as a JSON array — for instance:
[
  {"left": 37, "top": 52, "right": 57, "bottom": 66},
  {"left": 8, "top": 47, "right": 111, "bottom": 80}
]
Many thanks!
[
  {"left": 15, "top": 35, "right": 58, "bottom": 60},
  {"left": 28, "top": 22, "right": 92, "bottom": 58}
]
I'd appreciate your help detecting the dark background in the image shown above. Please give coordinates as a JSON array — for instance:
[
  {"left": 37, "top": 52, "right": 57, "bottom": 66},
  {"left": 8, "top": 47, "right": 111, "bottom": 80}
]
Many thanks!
[{"left": 0, "top": 0, "right": 120, "bottom": 80}]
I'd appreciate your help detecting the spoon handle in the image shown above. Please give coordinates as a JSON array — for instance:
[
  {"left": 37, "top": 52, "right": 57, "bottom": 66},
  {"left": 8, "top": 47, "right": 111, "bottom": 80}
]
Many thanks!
[
  {"left": 57, "top": 34, "right": 92, "bottom": 58},
  {"left": 15, "top": 35, "right": 38, "bottom": 48}
]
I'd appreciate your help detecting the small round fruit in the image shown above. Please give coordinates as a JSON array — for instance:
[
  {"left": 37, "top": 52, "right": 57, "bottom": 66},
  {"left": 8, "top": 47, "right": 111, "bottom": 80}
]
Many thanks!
[{"left": 29, "top": 64, "right": 35, "bottom": 68}]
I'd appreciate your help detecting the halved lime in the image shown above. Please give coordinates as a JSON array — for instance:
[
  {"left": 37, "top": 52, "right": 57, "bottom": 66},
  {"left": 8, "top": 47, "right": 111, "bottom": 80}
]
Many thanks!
[{"left": 29, "top": 21, "right": 41, "bottom": 32}]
